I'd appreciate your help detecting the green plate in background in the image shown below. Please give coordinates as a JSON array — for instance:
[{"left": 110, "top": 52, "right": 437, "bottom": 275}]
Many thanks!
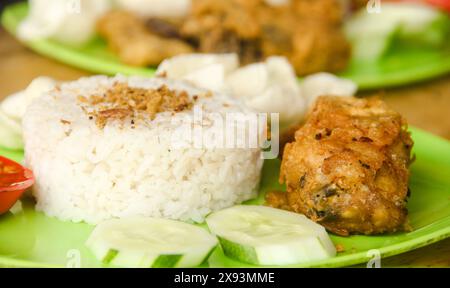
[
  {"left": 2, "top": 2, "right": 450, "bottom": 90},
  {"left": 0, "top": 127, "right": 450, "bottom": 268}
]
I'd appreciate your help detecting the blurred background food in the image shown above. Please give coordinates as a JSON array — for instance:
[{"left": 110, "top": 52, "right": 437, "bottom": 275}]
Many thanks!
[
  {"left": 0, "top": 0, "right": 449, "bottom": 134},
  {"left": 15, "top": 0, "right": 352, "bottom": 75},
  {"left": 175, "top": 0, "right": 351, "bottom": 75},
  {"left": 2, "top": 0, "right": 448, "bottom": 81}
]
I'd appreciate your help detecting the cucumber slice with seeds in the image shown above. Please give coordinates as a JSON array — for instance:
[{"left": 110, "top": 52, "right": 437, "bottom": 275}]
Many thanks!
[
  {"left": 86, "top": 218, "right": 218, "bottom": 268},
  {"left": 206, "top": 205, "right": 336, "bottom": 266}
]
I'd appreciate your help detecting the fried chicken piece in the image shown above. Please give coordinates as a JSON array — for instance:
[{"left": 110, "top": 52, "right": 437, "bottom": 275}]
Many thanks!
[
  {"left": 269, "top": 96, "right": 414, "bottom": 236},
  {"left": 98, "top": 1, "right": 350, "bottom": 74},
  {"left": 262, "top": 20, "right": 350, "bottom": 76},
  {"left": 97, "top": 11, "right": 194, "bottom": 67},
  {"left": 351, "top": 0, "right": 369, "bottom": 10},
  {"left": 181, "top": 0, "right": 350, "bottom": 75},
  {"left": 257, "top": 1, "right": 350, "bottom": 74},
  {"left": 291, "top": 0, "right": 346, "bottom": 25},
  {"left": 181, "top": 0, "right": 263, "bottom": 64}
]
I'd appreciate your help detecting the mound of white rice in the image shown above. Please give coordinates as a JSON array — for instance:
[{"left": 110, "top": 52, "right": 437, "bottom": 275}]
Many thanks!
[{"left": 23, "top": 75, "right": 263, "bottom": 224}]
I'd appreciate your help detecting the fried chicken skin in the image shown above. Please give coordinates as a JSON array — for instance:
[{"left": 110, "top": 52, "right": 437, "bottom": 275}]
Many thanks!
[
  {"left": 97, "top": 1, "right": 350, "bottom": 74},
  {"left": 269, "top": 96, "right": 414, "bottom": 236},
  {"left": 181, "top": 0, "right": 350, "bottom": 75},
  {"left": 351, "top": 0, "right": 369, "bottom": 10},
  {"left": 97, "top": 11, "right": 194, "bottom": 67}
]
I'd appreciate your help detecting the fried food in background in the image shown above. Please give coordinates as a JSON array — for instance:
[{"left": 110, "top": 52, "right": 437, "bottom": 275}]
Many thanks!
[
  {"left": 181, "top": 0, "right": 351, "bottom": 75},
  {"left": 269, "top": 96, "right": 414, "bottom": 236},
  {"left": 98, "top": 0, "right": 351, "bottom": 75},
  {"left": 181, "top": 0, "right": 263, "bottom": 64},
  {"left": 351, "top": 0, "right": 368, "bottom": 9},
  {"left": 97, "top": 11, "right": 193, "bottom": 66}
]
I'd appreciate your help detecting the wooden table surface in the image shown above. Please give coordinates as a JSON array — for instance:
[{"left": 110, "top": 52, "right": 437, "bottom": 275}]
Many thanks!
[{"left": 1, "top": 28, "right": 450, "bottom": 268}]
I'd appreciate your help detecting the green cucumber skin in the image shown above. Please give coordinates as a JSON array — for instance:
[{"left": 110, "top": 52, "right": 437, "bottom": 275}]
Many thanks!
[
  {"left": 101, "top": 251, "right": 183, "bottom": 268},
  {"left": 151, "top": 255, "right": 183, "bottom": 268},
  {"left": 200, "top": 245, "right": 218, "bottom": 265},
  {"left": 102, "top": 249, "right": 119, "bottom": 264},
  {"left": 218, "top": 237, "right": 259, "bottom": 265}
]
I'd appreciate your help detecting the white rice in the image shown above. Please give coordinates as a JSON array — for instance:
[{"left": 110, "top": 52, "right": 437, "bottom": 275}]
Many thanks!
[{"left": 22, "top": 75, "right": 263, "bottom": 224}]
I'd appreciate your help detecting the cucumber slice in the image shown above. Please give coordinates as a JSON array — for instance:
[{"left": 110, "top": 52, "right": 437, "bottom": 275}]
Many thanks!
[
  {"left": 206, "top": 205, "right": 336, "bottom": 266},
  {"left": 0, "top": 110, "right": 22, "bottom": 134},
  {"left": 1, "top": 91, "right": 26, "bottom": 121},
  {"left": 86, "top": 218, "right": 218, "bottom": 268},
  {"left": 0, "top": 111, "right": 23, "bottom": 150}
]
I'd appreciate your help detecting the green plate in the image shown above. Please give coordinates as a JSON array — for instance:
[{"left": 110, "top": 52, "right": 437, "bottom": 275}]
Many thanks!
[
  {"left": 0, "top": 127, "right": 450, "bottom": 268},
  {"left": 2, "top": 2, "right": 450, "bottom": 90}
]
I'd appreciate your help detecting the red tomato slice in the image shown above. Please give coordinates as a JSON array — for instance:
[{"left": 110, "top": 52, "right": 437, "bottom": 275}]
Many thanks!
[
  {"left": 0, "top": 156, "right": 34, "bottom": 215},
  {"left": 384, "top": 0, "right": 450, "bottom": 12},
  {"left": 427, "top": 0, "right": 450, "bottom": 12}
]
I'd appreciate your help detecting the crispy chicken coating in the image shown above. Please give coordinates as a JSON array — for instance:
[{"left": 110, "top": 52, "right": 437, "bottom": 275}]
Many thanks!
[
  {"left": 351, "top": 0, "right": 369, "bottom": 10},
  {"left": 97, "top": 1, "right": 350, "bottom": 75},
  {"left": 269, "top": 96, "right": 414, "bottom": 236},
  {"left": 97, "top": 11, "right": 194, "bottom": 67},
  {"left": 180, "top": 0, "right": 351, "bottom": 75}
]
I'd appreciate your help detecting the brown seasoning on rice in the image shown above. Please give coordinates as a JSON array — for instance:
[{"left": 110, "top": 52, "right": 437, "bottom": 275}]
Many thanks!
[{"left": 78, "top": 83, "right": 193, "bottom": 129}]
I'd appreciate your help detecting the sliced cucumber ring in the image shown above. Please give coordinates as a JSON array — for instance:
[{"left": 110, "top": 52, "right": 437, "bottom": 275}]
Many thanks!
[
  {"left": 206, "top": 205, "right": 336, "bottom": 266},
  {"left": 86, "top": 218, "right": 218, "bottom": 268}
]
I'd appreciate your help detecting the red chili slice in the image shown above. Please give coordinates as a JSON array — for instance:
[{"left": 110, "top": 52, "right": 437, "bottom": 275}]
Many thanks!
[
  {"left": 427, "top": 0, "right": 450, "bottom": 12},
  {"left": 0, "top": 156, "right": 34, "bottom": 215},
  {"left": 384, "top": 0, "right": 450, "bottom": 13}
]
